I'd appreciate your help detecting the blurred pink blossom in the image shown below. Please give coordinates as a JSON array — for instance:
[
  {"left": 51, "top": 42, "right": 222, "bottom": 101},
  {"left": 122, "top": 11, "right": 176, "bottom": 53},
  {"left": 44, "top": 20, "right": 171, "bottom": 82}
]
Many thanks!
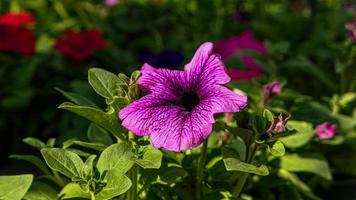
[
  {"left": 105, "top": 0, "right": 120, "bottom": 7},
  {"left": 346, "top": 20, "right": 356, "bottom": 41},
  {"left": 215, "top": 31, "right": 266, "bottom": 81},
  {"left": 315, "top": 122, "right": 337, "bottom": 139}
]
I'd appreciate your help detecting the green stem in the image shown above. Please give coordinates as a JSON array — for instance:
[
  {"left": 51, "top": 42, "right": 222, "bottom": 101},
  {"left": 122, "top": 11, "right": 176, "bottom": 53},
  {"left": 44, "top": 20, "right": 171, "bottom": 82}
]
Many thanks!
[
  {"left": 53, "top": 171, "right": 65, "bottom": 187},
  {"left": 195, "top": 138, "right": 209, "bottom": 200},
  {"left": 232, "top": 144, "right": 259, "bottom": 198},
  {"left": 127, "top": 165, "right": 138, "bottom": 200},
  {"left": 90, "top": 191, "right": 96, "bottom": 200},
  {"left": 231, "top": 172, "right": 249, "bottom": 197}
]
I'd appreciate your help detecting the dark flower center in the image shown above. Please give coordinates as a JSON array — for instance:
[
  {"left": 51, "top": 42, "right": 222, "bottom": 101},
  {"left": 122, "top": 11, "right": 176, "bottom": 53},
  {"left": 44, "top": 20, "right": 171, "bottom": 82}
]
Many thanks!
[{"left": 180, "top": 91, "right": 200, "bottom": 111}]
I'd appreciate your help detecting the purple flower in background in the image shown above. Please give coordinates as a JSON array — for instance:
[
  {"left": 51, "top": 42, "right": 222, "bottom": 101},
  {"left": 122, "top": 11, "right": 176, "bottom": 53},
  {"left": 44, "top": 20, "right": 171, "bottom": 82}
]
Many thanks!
[
  {"left": 215, "top": 31, "right": 267, "bottom": 81},
  {"left": 119, "top": 42, "right": 248, "bottom": 152},
  {"left": 264, "top": 81, "right": 282, "bottom": 98},
  {"left": 315, "top": 122, "right": 337, "bottom": 139},
  {"left": 105, "top": 0, "right": 120, "bottom": 7},
  {"left": 139, "top": 50, "right": 184, "bottom": 70},
  {"left": 346, "top": 20, "right": 356, "bottom": 41}
]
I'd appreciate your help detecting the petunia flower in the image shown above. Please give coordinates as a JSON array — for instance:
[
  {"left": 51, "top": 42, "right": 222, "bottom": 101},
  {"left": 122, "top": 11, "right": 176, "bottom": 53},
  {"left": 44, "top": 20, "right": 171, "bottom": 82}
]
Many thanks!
[
  {"left": 263, "top": 81, "right": 282, "bottom": 98},
  {"left": 0, "top": 12, "right": 36, "bottom": 55},
  {"left": 0, "top": 12, "right": 35, "bottom": 27},
  {"left": 214, "top": 31, "right": 266, "bottom": 81},
  {"left": 105, "top": 0, "right": 120, "bottom": 7},
  {"left": 119, "top": 42, "right": 248, "bottom": 152},
  {"left": 346, "top": 20, "right": 356, "bottom": 41},
  {"left": 139, "top": 50, "right": 184, "bottom": 70},
  {"left": 54, "top": 29, "right": 105, "bottom": 61},
  {"left": 267, "top": 114, "right": 290, "bottom": 136},
  {"left": 315, "top": 122, "right": 337, "bottom": 139}
]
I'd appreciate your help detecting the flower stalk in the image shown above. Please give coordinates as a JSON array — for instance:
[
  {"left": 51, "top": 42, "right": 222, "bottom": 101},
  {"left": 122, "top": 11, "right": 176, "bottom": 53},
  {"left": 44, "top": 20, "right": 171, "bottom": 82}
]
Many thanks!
[
  {"left": 195, "top": 137, "right": 209, "bottom": 200},
  {"left": 127, "top": 165, "right": 138, "bottom": 200},
  {"left": 232, "top": 143, "right": 259, "bottom": 198}
]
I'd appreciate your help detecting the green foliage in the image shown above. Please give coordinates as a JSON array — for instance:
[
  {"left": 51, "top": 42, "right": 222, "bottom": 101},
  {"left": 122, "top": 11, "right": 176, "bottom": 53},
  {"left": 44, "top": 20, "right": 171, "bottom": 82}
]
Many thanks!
[
  {"left": 0, "top": 175, "right": 33, "bottom": 200},
  {"left": 97, "top": 143, "right": 134, "bottom": 174},
  {"left": 280, "top": 153, "right": 332, "bottom": 181},
  {"left": 41, "top": 148, "right": 85, "bottom": 179}
]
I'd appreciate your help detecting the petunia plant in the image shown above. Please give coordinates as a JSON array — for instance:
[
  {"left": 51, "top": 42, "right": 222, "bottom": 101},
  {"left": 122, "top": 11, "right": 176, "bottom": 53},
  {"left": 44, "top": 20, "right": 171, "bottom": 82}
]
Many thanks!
[{"left": 2, "top": 42, "right": 334, "bottom": 200}]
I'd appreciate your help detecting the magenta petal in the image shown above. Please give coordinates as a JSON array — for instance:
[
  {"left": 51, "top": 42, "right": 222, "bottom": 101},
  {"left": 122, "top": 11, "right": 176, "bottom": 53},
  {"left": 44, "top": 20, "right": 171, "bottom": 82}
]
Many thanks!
[
  {"left": 150, "top": 104, "right": 214, "bottom": 152},
  {"left": 200, "top": 85, "right": 248, "bottom": 113},
  {"left": 184, "top": 42, "right": 231, "bottom": 86},
  {"left": 138, "top": 63, "right": 188, "bottom": 98}
]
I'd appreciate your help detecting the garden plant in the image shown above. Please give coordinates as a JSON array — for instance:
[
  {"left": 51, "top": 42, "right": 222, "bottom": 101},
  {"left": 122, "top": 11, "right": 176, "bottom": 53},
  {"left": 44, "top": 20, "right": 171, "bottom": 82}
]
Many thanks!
[{"left": 0, "top": 1, "right": 356, "bottom": 200}]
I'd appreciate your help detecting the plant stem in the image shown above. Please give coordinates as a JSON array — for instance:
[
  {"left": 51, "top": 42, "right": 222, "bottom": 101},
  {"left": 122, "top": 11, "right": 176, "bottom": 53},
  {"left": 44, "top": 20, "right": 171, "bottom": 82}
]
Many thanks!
[
  {"left": 232, "top": 144, "right": 259, "bottom": 198},
  {"left": 90, "top": 191, "right": 96, "bottom": 200},
  {"left": 231, "top": 172, "right": 249, "bottom": 197},
  {"left": 127, "top": 165, "right": 138, "bottom": 200},
  {"left": 195, "top": 138, "right": 209, "bottom": 200}
]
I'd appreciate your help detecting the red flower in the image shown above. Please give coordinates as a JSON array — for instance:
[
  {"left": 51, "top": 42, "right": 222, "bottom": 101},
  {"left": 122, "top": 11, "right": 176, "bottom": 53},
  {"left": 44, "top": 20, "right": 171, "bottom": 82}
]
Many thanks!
[
  {"left": 0, "top": 12, "right": 35, "bottom": 27},
  {"left": 0, "top": 12, "right": 36, "bottom": 55},
  {"left": 55, "top": 29, "right": 105, "bottom": 61}
]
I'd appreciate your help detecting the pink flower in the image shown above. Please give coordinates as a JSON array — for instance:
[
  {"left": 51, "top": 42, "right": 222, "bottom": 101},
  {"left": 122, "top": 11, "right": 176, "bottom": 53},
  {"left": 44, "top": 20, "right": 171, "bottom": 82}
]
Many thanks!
[
  {"left": 119, "top": 42, "right": 247, "bottom": 152},
  {"left": 346, "top": 20, "right": 356, "bottom": 41},
  {"left": 105, "top": 0, "right": 120, "bottom": 6},
  {"left": 315, "top": 122, "right": 337, "bottom": 139},
  {"left": 264, "top": 81, "right": 282, "bottom": 98},
  {"left": 267, "top": 114, "right": 290, "bottom": 136},
  {"left": 215, "top": 31, "right": 266, "bottom": 81}
]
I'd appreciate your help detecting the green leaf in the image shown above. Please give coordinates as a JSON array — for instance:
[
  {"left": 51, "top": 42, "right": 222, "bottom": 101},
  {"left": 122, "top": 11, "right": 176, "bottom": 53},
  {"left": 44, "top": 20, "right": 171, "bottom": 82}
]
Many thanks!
[
  {"left": 88, "top": 68, "right": 124, "bottom": 99},
  {"left": 222, "top": 147, "right": 269, "bottom": 176},
  {"left": 23, "top": 181, "right": 58, "bottom": 200},
  {"left": 22, "top": 137, "right": 46, "bottom": 150},
  {"left": 263, "top": 109, "right": 274, "bottom": 122},
  {"left": 0, "top": 174, "right": 33, "bottom": 200},
  {"left": 279, "top": 121, "right": 314, "bottom": 148},
  {"left": 82, "top": 155, "right": 96, "bottom": 178},
  {"left": 157, "top": 163, "right": 187, "bottom": 184},
  {"left": 87, "top": 123, "right": 113, "bottom": 146},
  {"left": 278, "top": 169, "right": 321, "bottom": 200},
  {"left": 58, "top": 102, "right": 123, "bottom": 138},
  {"left": 135, "top": 145, "right": 162, "bottom": 169},
  {"left": 41, "top": 148, "right": 84, "bottom": 179},
  {"left": 10, "top": 155, "right": 51, "bottom": 175},
  {"left": 267, "top": 140, "right": 285, "bottom": 157},
  {"left": 56, "top": 88, "right": 98, "bottom": 108},
  {"left": 129, "top": 70, "right": 141, "bottom": 83},
  {"left": 280, "top": 153, "right": 332, "bottom": 180},
  {"left": 223, "top": 157, "right": 269, "bottom": 176},
  {"left": 96, "top": 170, "right": 132, "bottom": 200},
  {"left": 63, "top": 139, "right": 107, "bottom": 151},
  {"left": 46, "top": 138, "right": 56, "bottom": 147},
  {"left": 97, "top": 143, "right": 134, "bottom": 174},
  {"left": 59, "top": 183, "right": 90, "bottom": 199}
]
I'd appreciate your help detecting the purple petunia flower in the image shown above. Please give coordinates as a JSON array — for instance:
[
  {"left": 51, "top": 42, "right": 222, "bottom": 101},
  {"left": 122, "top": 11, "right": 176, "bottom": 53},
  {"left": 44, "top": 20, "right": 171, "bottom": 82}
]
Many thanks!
[
  {"left": 315, "top": 122, "right": 337, "bottom": 139},
  {"left": 119, "top": 42, "right": 248, "bottom": 152},
  {"left": 105, "top": 0, "right": 120, "bottom": 6},
  {"left": 263, "top": 81, "right": 282, "bottom": 98},
  {"left": 346, "top": 20, "right": 356, "bottom": 42},
  {"left": 214, "top": 31, "right": 267, "bottom": 81}
]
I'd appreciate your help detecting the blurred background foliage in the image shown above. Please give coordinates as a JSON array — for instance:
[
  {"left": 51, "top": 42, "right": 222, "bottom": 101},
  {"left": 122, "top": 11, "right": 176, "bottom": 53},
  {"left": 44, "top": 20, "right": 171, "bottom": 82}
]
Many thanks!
[{"left": 0, "top": 0, "right": 356, "bottom": 199}]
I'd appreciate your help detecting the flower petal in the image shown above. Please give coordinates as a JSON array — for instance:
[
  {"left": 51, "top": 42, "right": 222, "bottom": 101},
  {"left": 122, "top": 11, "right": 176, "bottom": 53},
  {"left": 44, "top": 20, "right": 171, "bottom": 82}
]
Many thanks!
[
  {"left": 200, "top": 85, "right": 247, "bottom": 113},
  {"left": 138, "top": 63, "right": 189, "bottom": 98},
  {"left": 119, "top": 94, "right": 178, "bottom": 136},
  {"left": 150, "top": 104, "right": 214, "bottom": 152},
  {"left": 184, "top": 42, "right": 231, "bottom": 86},
  {"left": 119, "top": 94, "right": 215, "bottom": 152}
]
